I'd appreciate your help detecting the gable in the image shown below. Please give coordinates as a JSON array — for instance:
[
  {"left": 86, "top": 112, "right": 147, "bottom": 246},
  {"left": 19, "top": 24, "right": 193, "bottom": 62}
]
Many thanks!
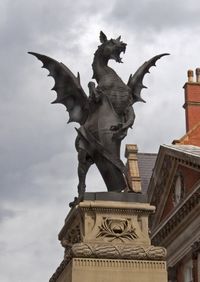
[
  {"left": 148, "top": 144, "right": 200, "bottom": 230},
  {"left": 160, "top": 164, "right": 200, "bottom": 222}
]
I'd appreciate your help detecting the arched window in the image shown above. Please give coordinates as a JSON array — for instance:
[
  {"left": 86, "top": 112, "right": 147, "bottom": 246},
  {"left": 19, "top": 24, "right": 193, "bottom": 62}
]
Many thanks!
[
  {"left": 172, "top": 172, "right": 185, "bottom": 206},
  {"left": 184, "top": 259, "right": 193, "bottom": 282}
]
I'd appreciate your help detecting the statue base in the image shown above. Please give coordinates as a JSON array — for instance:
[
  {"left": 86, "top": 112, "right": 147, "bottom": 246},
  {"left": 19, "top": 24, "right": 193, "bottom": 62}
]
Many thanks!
[{"left": 50, "top": 193, "right": 167, "bottom": 282}]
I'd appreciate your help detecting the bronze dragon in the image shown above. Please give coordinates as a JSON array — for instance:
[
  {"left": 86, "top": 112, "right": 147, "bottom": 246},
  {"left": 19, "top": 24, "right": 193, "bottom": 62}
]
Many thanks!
[{"left": 29, "top": 31, "right": 168, "bottom": 200}]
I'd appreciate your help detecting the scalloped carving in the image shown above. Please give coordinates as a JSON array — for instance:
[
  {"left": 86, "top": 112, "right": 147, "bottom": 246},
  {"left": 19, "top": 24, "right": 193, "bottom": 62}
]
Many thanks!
[{"left": 96, "top": 218, "right": 138, "bottom": 242}]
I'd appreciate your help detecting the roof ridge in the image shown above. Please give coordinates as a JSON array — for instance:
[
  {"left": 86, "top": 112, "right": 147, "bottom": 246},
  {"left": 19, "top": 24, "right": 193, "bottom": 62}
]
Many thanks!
[{"left": 173, "top": 120, "right": 200, "bottom": 144}]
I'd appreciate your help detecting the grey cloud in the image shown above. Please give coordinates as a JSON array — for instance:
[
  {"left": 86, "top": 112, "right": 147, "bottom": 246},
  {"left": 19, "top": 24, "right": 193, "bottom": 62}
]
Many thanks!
[
  {"left": 0, "top": 0, "right": 84, "bottom": 205},
  {"left": 104, "top": 0, "right": 200, "bottom": 36},
  {"left": 0, "top": 201, "right": 69, "bottom": 282},
  {"left": 0, "top": 208, "right": 16, "bottom": 223}
]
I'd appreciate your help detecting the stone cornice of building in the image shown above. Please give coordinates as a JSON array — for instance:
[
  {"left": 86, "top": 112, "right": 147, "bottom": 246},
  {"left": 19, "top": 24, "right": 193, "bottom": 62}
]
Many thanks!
[
  {"left": 148, "top": 145, "right": 200, "bottom": 228},
  {"left": 159, "top": 145, "right": 200, "bottom": 171},
  {"left": 192, "top": 239, "right": 200, "bottom": 259},
  {"left": 151, "top": 184, "right": 200, "bottom": 246}
]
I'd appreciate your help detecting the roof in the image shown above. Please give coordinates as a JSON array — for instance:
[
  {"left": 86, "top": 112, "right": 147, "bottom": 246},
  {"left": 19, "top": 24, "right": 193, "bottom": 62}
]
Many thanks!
[
  {"left": 162, "top": 144, "right": 200, "bottom": 164},
  {"left": 137, "top": 145, "right": 200, "bottom": 195},
  {"left": 137, "top": 153, "right": 157, "bottom": 194},
  {"left": 148, "top": 144, "right": 200, "bottom": 203},
  {"left": 173, "top": 121, "right": 200, "bottom": 147},
  {"left": 165, "top": 144, "right": 200, "bottom": 155}
]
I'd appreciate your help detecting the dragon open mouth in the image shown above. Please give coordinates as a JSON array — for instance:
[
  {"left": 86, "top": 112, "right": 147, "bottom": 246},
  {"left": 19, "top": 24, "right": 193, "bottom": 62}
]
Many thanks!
[{"left": 113, "top": 44, "right": 126, "bottom": 63}]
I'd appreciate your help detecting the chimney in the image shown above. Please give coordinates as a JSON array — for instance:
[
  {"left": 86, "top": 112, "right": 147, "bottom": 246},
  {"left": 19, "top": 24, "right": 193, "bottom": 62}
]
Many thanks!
[
  {"left": 125, "top": 144, "right": 142, "bottom": 193},
  {"left": 183, "top": 68, "right": 200, "bottom": 132}
]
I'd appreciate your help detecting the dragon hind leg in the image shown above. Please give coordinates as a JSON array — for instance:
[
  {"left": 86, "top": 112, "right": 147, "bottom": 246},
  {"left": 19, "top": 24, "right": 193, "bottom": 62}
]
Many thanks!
[{"left": 77, "top": 149, "right": 93, "bottom": 196}]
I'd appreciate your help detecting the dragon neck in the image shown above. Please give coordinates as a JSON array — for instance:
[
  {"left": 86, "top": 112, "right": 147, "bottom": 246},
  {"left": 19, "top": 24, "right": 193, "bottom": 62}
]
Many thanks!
[{"left": 92, "top": 49, "right": 110, "bottom": 83}]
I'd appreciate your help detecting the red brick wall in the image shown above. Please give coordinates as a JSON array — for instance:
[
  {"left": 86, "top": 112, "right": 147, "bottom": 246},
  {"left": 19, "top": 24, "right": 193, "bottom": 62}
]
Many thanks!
[
  {"left": 161, "top": 189, "right": 174, "bottom": 221},
  {"left": 176, "top": 262, "right": 184, "bottom": 282},
  {"left": 160, "top": 164, "right": 200, "bottom": 222},
  {"left": 180, "top": 124, "right": 200, "bottom": 146},
  {"left": 184, "top": 83, "right": 200, "bottom": 132},
  {"left": 179, "top": 165, "right": 200, "bottom": 194}
]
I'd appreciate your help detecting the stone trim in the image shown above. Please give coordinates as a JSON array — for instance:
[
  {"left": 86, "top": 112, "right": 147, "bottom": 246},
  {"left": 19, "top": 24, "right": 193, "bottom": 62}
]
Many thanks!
[
  {"left": 150, "top": 155, "right": 176, "bottom": 228},
  {"left": 73, "top": 258, "right": 167, "bottom": 270},
  {"left": 166, "top": 220, "right": 200, "bottom": 267},
  {"left": 81, "top": 207, "right": 154, "bottom": 215},
  {"left": 170, "top": 156, "right": 200, "bottom": 170},
  {"left": 79, "top": 200, "right": 155, "bottom": 211},
  {"left": 192, "top": 239, "right": 200, "bottom": 260},
  {"left": 49, "top": 257, "right": 167, "bottom": 280},
  {"left": 70, "top": 242, "right": 167, "bottom": 261},
  {"left": 183, "top": 101, "right": 200, "bottom": 108},
  {"left": 152, "top": 186, "right": 200, "bottom": 245}
]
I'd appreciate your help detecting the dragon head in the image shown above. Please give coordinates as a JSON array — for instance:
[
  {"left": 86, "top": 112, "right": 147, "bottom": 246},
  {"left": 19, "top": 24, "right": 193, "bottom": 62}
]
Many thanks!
[{"left": 98, "top": 31, "right": 127, "bottom": 63}]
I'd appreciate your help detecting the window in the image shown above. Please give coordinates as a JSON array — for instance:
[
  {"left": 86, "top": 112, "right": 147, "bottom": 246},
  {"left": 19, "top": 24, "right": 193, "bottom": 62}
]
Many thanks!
[
  {"left": 172, "top": 172, "right": 185, "bottom": 206},
  {"left": 184, "top": 260, "right": 193, "bottom": 282}
]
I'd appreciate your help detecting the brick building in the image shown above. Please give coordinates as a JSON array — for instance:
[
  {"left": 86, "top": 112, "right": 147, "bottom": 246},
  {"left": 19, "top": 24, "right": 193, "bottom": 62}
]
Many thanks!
[{"left": 126, "top": 69, "right": 200, "bottom": 281}]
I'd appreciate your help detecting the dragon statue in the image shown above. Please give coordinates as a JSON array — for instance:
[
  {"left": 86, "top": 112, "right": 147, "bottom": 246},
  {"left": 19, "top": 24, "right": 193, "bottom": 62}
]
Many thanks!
[{"left": 29, "top": 31, "right": 168, "bottom": 201}]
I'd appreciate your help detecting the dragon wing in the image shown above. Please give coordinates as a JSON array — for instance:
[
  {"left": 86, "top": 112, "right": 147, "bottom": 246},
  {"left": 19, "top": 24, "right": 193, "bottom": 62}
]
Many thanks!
[
  {"left": 128, "top": 53, "right": 169, "bottom": 104},
  {"left": 28, "top": 52, "right": 89, "bottom": 125}
]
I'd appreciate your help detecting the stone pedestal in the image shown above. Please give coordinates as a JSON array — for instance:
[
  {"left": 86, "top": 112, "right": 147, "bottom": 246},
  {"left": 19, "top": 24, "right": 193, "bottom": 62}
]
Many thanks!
[{"left": 50, "top": 193, "right": 167, "bottom": 282}]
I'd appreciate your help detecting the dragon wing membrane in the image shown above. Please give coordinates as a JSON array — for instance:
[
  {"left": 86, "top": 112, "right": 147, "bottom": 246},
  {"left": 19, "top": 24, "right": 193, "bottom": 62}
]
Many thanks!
[
  {"left": 128, "top": 53, "right": 169, "bottom": 104},
  {"left": 28, "top": 52, "right": 89, "bottom": 125}
]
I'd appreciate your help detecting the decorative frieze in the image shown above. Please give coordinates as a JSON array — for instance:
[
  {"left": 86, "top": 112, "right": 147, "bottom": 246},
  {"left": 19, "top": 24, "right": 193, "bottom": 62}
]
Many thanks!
[
  {"left": 70, "top": 243, "right": 167, "bottom": 261},
  {"left": 152, "top": 187, "right": 200, "bottom": 245},
  {"left": 72, "top": 258, "right": 167, "bottom": 270}
]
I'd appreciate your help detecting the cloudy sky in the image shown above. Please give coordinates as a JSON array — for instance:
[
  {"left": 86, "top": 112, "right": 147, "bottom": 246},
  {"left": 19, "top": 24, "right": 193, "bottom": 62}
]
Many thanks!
[{"left": 1, "top": 0, "right": 200, "bottom": 281}]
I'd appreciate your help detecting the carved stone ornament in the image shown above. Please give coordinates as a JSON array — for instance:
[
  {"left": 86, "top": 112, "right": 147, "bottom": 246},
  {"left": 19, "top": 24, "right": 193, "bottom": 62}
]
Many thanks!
[
  {"left": 69, "top": 242, "right": 167, "bottom": 261},
  {"left": 61, "top": 225, "right": 81, "bottom": 247},
  {"left": 96, "top": 218, "right": 138, "bottom": 242}
]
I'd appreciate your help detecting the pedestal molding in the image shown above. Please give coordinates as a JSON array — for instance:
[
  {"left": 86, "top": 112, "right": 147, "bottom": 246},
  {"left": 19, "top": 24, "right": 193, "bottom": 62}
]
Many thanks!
[{"left": 70, "top": 243, "right": 167, "bottom": 260}]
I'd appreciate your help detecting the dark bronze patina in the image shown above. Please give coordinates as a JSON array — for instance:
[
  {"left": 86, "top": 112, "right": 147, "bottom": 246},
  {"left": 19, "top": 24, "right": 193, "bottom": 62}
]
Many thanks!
[{"left": 29, "top": 31, "right": 168, "bottom": 201}]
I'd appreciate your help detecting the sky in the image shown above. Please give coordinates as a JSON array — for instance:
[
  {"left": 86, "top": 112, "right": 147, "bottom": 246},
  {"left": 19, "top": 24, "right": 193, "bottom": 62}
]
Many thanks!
[{"left": 1, "top": 0, "right": 200, "bottom": 281}]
